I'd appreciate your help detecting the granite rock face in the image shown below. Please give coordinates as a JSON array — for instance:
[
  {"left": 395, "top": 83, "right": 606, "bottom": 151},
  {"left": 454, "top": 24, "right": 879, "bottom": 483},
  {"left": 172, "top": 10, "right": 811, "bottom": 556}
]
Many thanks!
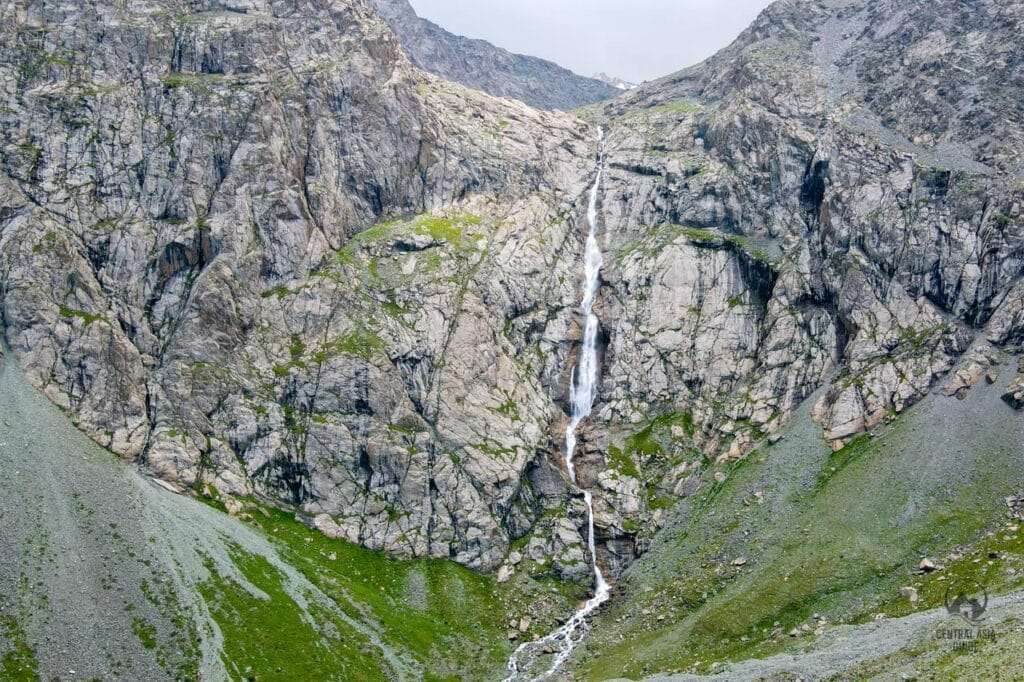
[
  {"left": 588, "top": 0, "right": 1023, "bottom": 473},
  {"left": 573, "top": 0, "right": 1023, "bottom": 566},
  {"left": 367, "top": 0, "right": 620, "bottom": 110},
  {"left": 1, "top": 0, "right": 1022, "bottom": 578},
  {"left": 0, "top": 0, "right": 597, "bottom": 571}
]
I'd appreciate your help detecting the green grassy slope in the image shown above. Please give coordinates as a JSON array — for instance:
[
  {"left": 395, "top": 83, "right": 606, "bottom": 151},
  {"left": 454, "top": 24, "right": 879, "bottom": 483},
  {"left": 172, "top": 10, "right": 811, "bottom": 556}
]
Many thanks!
[
  {"left": 194, "top": 494, "right": 583, "bottom": 682},
  {"left": 576, "top": 361, "right": 1024, "bottom": 680}
]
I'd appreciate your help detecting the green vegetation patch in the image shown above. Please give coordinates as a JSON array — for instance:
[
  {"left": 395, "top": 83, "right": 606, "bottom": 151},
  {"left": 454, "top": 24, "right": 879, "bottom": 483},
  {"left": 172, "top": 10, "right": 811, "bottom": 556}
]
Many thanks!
[
  {"left": 870, "top": 519, "right": 1024, "bottom": 621},
  {"left": 260, "top": 285, "right": 292, "bottom": 300},
  {"left": 415, "top": 213, "right": 481, "bottom": 244},
  {"left": 196, "top": 496, "right": 574, "bottom": 681},
  {"left": 615, "top": 224, "right": 727, "bottom": 262},
  {"left": 58, "top": 306, "right": 104, "bottom": 326},
  {"left": 322, "top": 212, "right": 488, "bottom": 310},
  {"left": 611, "top": 412, "right": 696, "bottom": 467},
  {"left": 0, "top": 610, "right": 39, "bottom": 682},
  {"left": 135, "top": 572, "right": 201, "bottom": 678},
  {"left": 161, "top": 73, "right": 225, "bottom": 94},
  {"left": 131, "top": 616, "right": 158, "bottom": 650},
  {"left": 338, "top": 212, "right": 484, "bottom": 263},
  {"left": 331, "top": 328, "right": 385, "bottom": 361},
  {"left": 603, "top": 412, "right": 698, "bottom": 521},
  {"left": 199, "top": 547, "right": 387, "bottom": 682},
  {"left": 616, "top": 224, "right": 781, "bottom": 268},
  {"left": 610, "top": 100, "right": 704, "bottom": 127}
]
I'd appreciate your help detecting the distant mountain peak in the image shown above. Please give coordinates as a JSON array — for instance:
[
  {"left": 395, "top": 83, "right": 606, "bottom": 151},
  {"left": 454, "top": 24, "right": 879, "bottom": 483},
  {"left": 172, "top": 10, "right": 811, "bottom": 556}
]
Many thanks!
[
  {"left": 367, "top": 0, "right": 620, "bottom": 110},
  {"left": 592, "top": 72, "right": 638, "bottom": 91}
]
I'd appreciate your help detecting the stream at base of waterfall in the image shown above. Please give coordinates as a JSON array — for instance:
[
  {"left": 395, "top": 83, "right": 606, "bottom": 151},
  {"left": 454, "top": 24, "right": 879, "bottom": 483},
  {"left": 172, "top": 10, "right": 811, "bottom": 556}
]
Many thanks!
[{"left": 504, "top": 129, "right": 610, "bottom": 681}]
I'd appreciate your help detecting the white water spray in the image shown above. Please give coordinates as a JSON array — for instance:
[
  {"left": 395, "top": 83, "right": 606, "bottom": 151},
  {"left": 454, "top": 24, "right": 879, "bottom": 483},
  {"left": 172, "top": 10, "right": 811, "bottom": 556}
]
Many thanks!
[{"left": 504, "top": 129, "right": 610, "bottom": 681}]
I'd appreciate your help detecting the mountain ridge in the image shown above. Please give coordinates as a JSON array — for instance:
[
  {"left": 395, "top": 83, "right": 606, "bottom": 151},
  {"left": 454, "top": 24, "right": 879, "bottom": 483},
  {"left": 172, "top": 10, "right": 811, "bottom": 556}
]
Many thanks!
[{"left": 367, "top": 0, "right": 621, "bottom": 110}]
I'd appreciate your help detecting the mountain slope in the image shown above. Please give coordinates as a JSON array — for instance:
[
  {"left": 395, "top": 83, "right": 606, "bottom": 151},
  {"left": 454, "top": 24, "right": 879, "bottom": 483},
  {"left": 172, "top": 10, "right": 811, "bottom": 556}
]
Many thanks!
[
  {"left": 0, "top": 344, "right": 577, "bottom": 681},
  {"left": 578, "top": 358, "right": 1024, "bottom": 678},
  {"left": 591, "top": 0, "right": 1023, "bottom": 458},
  {"left": 368, "top": 0, "right": 620, "bottom": 110},
  {"left": 1, "top": 0, "right": 1023, "bottom": 678},
  {"left": 564, "top": 0, "right": 1024, "bottom": 558},
  {"left": 557, "top": 0, "right": 1024, "bottom": 676}
]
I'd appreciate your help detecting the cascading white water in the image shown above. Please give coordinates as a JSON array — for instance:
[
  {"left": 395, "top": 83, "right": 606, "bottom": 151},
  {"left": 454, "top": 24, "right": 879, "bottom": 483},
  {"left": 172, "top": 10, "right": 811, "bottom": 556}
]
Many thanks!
[
  {"left": 504, "top": 129, "right": 610, "bottom": 681},
  {"left": 564, "top": 136, "right": 605, "bottom": 484}
]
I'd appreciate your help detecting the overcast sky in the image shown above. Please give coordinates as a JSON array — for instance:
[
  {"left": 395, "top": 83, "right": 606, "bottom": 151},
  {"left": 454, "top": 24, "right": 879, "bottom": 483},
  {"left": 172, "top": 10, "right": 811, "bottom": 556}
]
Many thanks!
[{"left": 408, "top": 0, "right": 775, "bottom": 83}]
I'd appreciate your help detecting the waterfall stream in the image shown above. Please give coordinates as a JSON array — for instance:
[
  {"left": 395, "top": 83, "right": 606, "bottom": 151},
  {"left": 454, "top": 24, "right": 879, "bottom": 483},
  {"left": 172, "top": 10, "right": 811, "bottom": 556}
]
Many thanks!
[{"left": 504, "top": 129, "right": 610, "bottom": 680}]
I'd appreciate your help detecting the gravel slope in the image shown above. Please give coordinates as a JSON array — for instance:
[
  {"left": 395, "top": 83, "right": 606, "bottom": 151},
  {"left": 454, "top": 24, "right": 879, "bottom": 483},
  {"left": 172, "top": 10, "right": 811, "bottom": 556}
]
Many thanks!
[
  {"left": 0, "top": 342, "right": 195, "bottom": 680},
  {"left": 615, "top": 588, "right": 1024, "bottom": 682}
]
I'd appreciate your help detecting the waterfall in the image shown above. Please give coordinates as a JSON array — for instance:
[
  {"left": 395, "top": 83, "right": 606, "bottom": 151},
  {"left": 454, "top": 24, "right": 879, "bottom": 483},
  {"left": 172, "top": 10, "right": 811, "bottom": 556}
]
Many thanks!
[
  {"left": 564, "top": 133, "right": 605, "bottom": 484},
  {"left": 504, "top": 129, "right": 610, "bottom": 681}
]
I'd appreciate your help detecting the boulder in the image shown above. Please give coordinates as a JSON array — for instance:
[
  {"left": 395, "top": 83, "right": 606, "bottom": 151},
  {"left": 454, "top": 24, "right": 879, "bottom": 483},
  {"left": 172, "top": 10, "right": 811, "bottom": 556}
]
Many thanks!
[{"left": 1003, "top": 376, "right": 1024, "bottom": 410}]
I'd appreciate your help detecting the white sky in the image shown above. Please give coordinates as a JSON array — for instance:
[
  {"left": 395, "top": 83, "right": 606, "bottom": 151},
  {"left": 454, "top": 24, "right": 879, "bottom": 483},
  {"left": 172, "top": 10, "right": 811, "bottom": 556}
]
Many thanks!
[{"left": 408, "top": 0, "right": 775, "bottom": 83}]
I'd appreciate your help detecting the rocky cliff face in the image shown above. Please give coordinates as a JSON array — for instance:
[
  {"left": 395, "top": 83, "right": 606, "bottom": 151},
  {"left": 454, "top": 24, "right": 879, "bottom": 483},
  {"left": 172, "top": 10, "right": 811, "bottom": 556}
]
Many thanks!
[
  {"left": 1, "top": 0, "right": 1022, "bottom": 590},
  {"left": 0, "top": 0, "right": 599, "bottom": 572},
  {"left": 367, "top": 0, "right": 620, "bottom": 110},
  {"left": 572, "top": 0, "right": 1024, "bottom": 569}
]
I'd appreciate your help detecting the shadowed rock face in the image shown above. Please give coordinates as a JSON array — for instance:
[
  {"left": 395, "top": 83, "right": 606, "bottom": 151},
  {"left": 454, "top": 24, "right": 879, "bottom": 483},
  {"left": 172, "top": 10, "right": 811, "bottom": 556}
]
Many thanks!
[
  {"left": 367, "top": 0, "right": 620, "bottom": 110},
  {"left": 0, "top": 0, "right": 1022, "bottom": 583}
]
